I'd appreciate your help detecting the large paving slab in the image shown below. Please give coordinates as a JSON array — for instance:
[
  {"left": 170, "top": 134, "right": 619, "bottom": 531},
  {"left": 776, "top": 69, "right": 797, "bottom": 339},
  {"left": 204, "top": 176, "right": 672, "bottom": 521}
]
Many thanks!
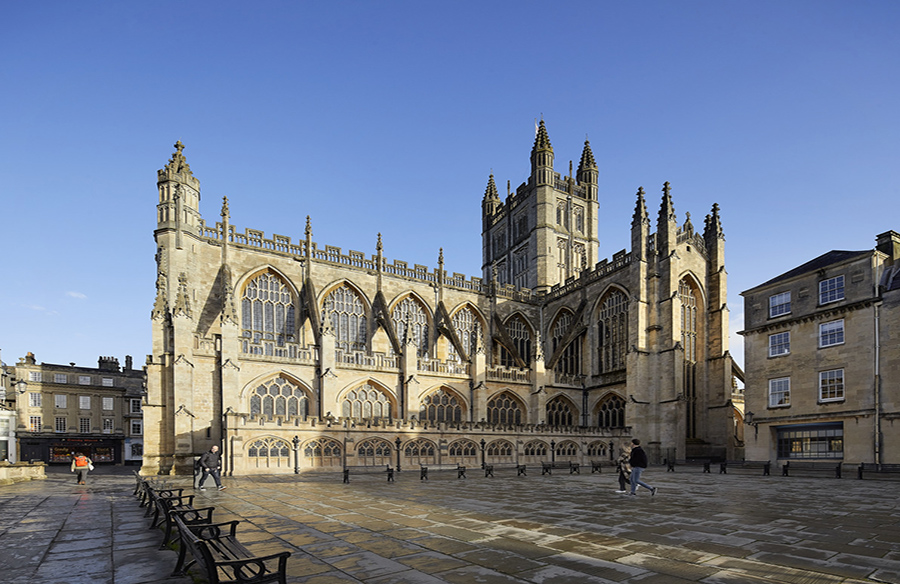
[{"left": 0, "top": 465, "right": 897, "bottom": 583}]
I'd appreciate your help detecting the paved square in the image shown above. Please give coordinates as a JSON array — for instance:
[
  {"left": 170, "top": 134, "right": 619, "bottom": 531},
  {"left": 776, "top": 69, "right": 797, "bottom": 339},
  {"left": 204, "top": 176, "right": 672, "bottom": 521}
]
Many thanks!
[{"left": 0, "top": 467, "right": 898, "bottom": 583}]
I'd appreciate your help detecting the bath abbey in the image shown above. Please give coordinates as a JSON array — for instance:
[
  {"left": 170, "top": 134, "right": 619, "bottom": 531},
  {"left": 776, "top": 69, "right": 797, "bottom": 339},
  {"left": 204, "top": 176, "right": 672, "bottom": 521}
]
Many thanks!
[{"left": 142, "top": 121, "right": 742, "bottom": 477}]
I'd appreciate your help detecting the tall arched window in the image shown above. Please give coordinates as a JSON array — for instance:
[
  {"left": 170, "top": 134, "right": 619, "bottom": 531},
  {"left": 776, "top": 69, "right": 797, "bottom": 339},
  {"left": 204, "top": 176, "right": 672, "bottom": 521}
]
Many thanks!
[
  {"left": 546, "top": 396, "right": 575, "bottom": 426},
  {"left": 552, "top": 311, "right": 582, "bottom": 377},
  {"left": 420, "top": 388, "right": 463, "bottom": 423},
  {"left": 680, "top": 278, "right": 699, "bottom": 438},
  {"left": 587, "top": 441, "right": 608, "bottom": 458},
  {"left": 597, "top": 394, "right": 625, "bottom": 428},
  {"left": 249, "top": 377, "right": 309, "bottom": 421},
  {"left": 487, "top": 391, "right": 524, "bottom": 425},
  {"left": 450, "top": 305, "right": 482, "bottom": 361},
  {"left": 599, "top": 289, "right": 628, "bottom": 373},
  {"left": 556, "top": 440, "right": 580, "bottom": 458},
  {"left": 342, "top": 383, "right": 392, "bottom": 419},
  {"left": 392, "top": 297, "right": 429, "bottom": 357},
  {"left": 523, "top": 440, "right": 548, "bottom": 458},
  {"left": 241, "top": 272, "right": 296, "bottom": 355},
  {"left": 324, "top": 284, "right": 367, "bottom": 352},
  {"left": 303, "top": 438, "right": 342, "bottom": 468},
  {"left": 500, "top": 315, "right": 532, "bottom": 367}
]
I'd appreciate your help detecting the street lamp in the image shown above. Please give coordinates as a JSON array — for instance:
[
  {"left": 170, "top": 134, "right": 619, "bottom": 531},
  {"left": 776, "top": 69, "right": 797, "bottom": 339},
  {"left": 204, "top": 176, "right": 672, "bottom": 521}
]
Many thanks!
[
  {"left": 292, "top": 436, "right": 300, "bottom": 474},
  {"left": 550, "top": 440, "right": 556, "bottom": 463},
  {"left": 395, "top": 436, "right": 402, "bottom": 472},
  {"left": 480, "top": 438, "right": 486, "bottom": 469}
]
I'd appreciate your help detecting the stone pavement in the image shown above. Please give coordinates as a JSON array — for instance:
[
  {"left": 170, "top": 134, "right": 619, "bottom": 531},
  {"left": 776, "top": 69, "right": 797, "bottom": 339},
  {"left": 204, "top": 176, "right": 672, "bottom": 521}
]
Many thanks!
[{"left": 0, "top": 465, "right": 898, "bottom": 584}]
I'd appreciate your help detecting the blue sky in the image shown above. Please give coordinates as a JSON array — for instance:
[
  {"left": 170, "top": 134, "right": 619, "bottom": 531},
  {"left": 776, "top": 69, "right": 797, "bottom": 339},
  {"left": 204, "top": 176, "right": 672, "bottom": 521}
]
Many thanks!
[{"left": 1, "top": 1, "right": 898, "bottom": 370}]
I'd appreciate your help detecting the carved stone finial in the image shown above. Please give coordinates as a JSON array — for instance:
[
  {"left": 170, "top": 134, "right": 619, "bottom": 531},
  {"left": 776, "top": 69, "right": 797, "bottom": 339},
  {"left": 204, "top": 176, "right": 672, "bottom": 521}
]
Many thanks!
[
  {"left": 221, "top": 196, "right": 230, "bottom": 220},
  {"left": 377, "top": 233, "right": 383, "bottom": 252},
  {"left": 305, "top": 215, "right": 312, "bottom": 239},
  {"left": 438, "top": 248, "right": 444, "bottom": 265}
]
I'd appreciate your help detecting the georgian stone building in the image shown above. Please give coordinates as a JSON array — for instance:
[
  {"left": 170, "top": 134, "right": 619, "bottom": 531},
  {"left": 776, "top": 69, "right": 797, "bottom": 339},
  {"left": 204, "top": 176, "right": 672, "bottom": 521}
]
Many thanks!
[
  {"left": 741, "top": 231, "right": 900, "bottom": 465},
  {"left": 143, "top": 121, "right": 741, "bottom": 477},
  {"left": 12, "top": 353, "right": 145, "bottom": 465}
]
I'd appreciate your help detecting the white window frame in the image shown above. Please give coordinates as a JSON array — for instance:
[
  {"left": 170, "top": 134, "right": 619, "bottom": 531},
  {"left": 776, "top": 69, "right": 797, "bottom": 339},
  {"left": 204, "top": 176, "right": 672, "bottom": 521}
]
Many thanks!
[
  {"left": 55, "top": 394, "right": 67, "bottom": 408},
  {"left": 819, "top": 369, "right": 845, "bottom": 402},
  {"left": 769, "top": 377, "right": 791, "bottom": 408},
  {"left": 102, "top": 418, "right": 114, "bottom": 434},
  {"left": 819, "top": 319, "right": 845, "bottom": 348},
  {"left": 819, "top": 275, "right": 845, "bottom": 305},
  {"left": 29, "top": 371, "right": 42, "bottom": 382},
  {"left": 102, "top": 397, "right": 114, "bottom": 411},
  {"left": 55, "top": 417, "right": 67, "bottom": 433},
  {"left": 768, "top": 331, "right": 790, "bottom": 357},
  {"left": 102, "top": 377, "right": 114, "bottom": 387},
  {"left": 130, "top": 419, "right": 143, "bottom": 436},
  {"left": 29, "top": 392, "right": 42, "bottom": 407},
  {"left": 30, "top": 416, "right": 42, "bottom": 432},
  {"left": 769, "top": 291, "right": 791, "bottom": 318},
  {"left": 79, "top": 417, "right": 91, "bottom": 433},
  {"left": 54, "top": 373, "right": 67, "bottom": 384},
  {"left": 78, "top": 375, "right": 92, "bottom": 385},
  {"left": 130, "top": 399, "right": 142, "bottom": 414},
  {"left": 79, "top": 395, "right": 91, "bottom": 410}
]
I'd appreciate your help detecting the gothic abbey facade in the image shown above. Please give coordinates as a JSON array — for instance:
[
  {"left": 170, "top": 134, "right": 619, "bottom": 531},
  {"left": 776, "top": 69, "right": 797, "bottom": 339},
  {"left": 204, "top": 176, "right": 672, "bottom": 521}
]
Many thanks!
[{"left": 142, "top": 121, "right": 741, "bottom": 477}]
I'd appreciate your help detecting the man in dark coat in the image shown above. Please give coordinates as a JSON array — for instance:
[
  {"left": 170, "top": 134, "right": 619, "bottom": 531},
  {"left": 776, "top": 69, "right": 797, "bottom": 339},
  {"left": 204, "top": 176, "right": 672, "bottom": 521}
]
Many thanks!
[
  {"left": 198, "top": 445, "right": 226, "bottom": 490},
  {"left": 628, "top": 438, "right": 657, "bottom": 496}
]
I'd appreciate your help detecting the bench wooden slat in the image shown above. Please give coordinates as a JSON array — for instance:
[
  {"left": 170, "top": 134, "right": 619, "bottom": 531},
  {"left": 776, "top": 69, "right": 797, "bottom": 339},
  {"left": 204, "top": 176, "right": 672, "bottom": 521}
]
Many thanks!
[
  {"left": 541, "top": 461, "right": 580, "bottom": 475},
  {"left": 781, "top": 461, "right": 842, "bottom": 478},
  {"left": 172, "top": 515, "right": 290, "bottom": 584},
  {"left": 342, "top": 465, "right": 394, "bottom": 483},
  {"left": 719, "top": 460, "right": 771, "bottom": 476},
  {"left": 419, "top": 464, "right": 466, "bottom": 480},
  {"left": 483, "top": 464, "right": 527, "bottom": 477},
  {"left": 857, "top": 463, "right": 900, "bottom": 479}
]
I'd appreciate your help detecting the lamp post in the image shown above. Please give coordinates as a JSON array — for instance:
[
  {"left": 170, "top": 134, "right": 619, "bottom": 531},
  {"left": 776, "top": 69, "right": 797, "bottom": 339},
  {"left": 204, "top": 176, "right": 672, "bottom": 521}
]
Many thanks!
[
  {"left": 292, "top": 436, "right": 300, "bottom": 474},
  {"left": 480, "top": 438, "right": 486, "bottom": 469},
  {"left": 550, "top": 440, "right": 556, "bottom": 463},
  {"left": 395, "top": 436, "right": 402, "bottom": 472}
]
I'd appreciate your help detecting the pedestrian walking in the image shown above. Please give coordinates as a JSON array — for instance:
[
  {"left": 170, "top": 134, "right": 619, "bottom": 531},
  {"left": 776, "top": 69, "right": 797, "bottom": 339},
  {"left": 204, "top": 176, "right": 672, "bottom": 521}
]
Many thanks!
[
  {"left": 615, "top": 444, "right": 632, "bottom": 493},
  {"left": 628, "top": 438, "right": 657, "bottom": 496},
  {"left": 71, "top": 452, "right": 93, "bottom": 485},
  {"left": 197, "top": 445, "right": 226, "bottom": 491}
]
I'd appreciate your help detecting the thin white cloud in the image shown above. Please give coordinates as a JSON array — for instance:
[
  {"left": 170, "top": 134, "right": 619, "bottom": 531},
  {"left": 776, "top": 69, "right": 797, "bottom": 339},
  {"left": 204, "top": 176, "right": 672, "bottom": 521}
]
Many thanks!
[
  {"left": 24, "top": 304, "right": 46, "bottom": 311},
  {"left": 66, "top": 291, "right": 87, "bottom": 300}
]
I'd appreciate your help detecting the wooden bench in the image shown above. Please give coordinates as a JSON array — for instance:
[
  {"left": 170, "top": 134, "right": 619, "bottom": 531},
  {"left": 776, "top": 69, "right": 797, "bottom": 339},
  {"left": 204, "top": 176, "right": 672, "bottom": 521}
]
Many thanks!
[
  {"left": 172, "top": 514, "right": 290, "bottom": 584},
  {"left": 342, "top": 464, "right": 394, "bottom": 483},
  {"left": 419, "top": 464, "right": 466, "bottom": 480},
  {"left": 541, "top": 461, "right": 580, "bottom": 475},
  {"left": 781, "top": 460, "right": 842, "bottom": 478},
  {"left": 719, "top": 460, "right": 771, "bottom": 476},
  {"left": 666, "top": 459, "right": 711, "bottom": 473},
  {"left": 156, "top": 493, "right": 215, "bottom": 549},
  {"left": 857, "top": 463, "right": 900, "bottom": 479},
  {"left": 590, "top": 460, "right": 614, "bottom": 473},
  {"left": 483, "top": 463, "right": 527, "bottom": 477},
  {"left": 145, "top": 485, "right": 186, "bottom": 521}
]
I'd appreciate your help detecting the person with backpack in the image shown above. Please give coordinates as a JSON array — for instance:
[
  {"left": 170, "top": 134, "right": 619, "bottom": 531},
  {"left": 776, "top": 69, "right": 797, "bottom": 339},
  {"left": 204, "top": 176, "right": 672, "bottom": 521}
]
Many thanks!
[
  {"left": 614, "top": 444, "right": 632, "bottom": 494},
  {"left": 70, "top": 452, "right": 93, "bottom": 485},
  {"left": 197, "top": 445, "right": 226, "bottom": 491}
]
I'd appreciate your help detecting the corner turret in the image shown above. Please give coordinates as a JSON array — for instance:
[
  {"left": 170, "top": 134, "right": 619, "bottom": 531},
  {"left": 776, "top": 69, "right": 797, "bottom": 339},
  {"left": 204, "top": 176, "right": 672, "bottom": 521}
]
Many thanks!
[
  {"left": 656, "top": 182, "right": 677, "bottom": 257},
  {"left": 530, "top": 119, "right": 555, "bottom": 186},
  {"left": 576, "top": 139, "right": 598, "bottom": 200},
  {"left": 157, "top": 141, "right": 202, "bottom": 233}
]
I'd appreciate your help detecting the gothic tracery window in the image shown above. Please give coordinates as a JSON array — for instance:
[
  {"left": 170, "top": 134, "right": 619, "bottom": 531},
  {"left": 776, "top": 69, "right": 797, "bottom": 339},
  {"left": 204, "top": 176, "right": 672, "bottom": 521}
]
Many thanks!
[
  {"left": 680, "top": 278, "right": 699, "bottom": 438},
  {"left": 556, "top": 440, "right": 579, "bottom": 458},
  {"left": 487, "top": 391, "right": 523, "bottom": 425},
  {"left": 249, "top": 377, "right": 309, "bottom": 421},
  {"left": 247, "top": 437, "right": 291, "bottom": 468},
  {"left": 356, "top": 438, "right": 393, "bottom": 466},
  {"left": 392, "top": 296, "right": 429, "bottom": 357},
  {"left": 597, "top": 394, "right": 625, "bottom": 428},
  {"left": 552, "top": 310, "right": 582, "bottom": 377},
  {"left": 342, "top": 382, "right": 392, "bottom": 419},
  {"left": 420, "top": 388, "right": 463, "bottom": 423},
  {"left": 449, "top": 305, "right": 482, "bottom": 361},
  {"left": 500, "top": 314, "right": 532, "bottom": 368},
  {"left": 598, "top": 289, "right": 628, "bottom": 373},
  {"left": 403, "top": 438, "right": 437, "bottom": 466},
  {"left": 546, "top": 396, "right": 575, "bottom": 426},
  {"left": 303, "top": 438, "right": 342, "bottom": 467},
  {"left": 324, "top": 284, "right": 367, "bottom": 352},
  {"left": 241, "top": 271, "right": 296, "bottom": 354}
]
